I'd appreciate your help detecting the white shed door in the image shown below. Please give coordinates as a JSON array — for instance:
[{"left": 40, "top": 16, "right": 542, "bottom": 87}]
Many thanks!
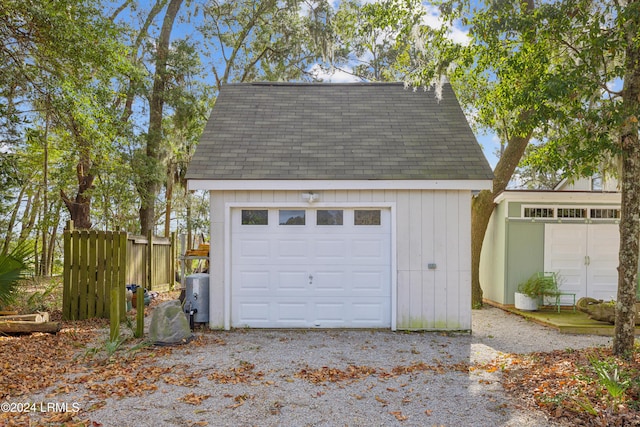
[
  {"left": 231, "top": 208, "right": 391, "bottom": 328},
  {"left": 544, "top": 223, "right": 619, "bottom": 300}
]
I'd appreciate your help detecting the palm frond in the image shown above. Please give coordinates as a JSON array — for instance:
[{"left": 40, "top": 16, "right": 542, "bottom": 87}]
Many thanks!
[{"left": 0, "top": 242, "right": 33, "bottom": 308}]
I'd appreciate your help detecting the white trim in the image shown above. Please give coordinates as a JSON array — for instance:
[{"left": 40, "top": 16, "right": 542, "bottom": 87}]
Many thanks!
[
  {"left": 188, "top": 179, "right": 492, "bottom": 192},
  {"left": 495, "top": 191, "right": 620, "bottom": 205},
  {"left": 390, "top": 206, "right": 397, "bottom": 331},
  {"left": 223, "top": 205, "right": 231, "bottom": 330},
  {"left": 222, "top": 201, "right": 398, "bottom": 331},
  {"left": 553, "top": 178, "right": 569, "bottom": 191}
]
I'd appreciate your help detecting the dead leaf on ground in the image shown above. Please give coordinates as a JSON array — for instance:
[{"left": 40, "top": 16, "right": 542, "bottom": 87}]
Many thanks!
[
  {"left": 180, "top": 393, "right": 211, "bottom": 405},
  {"left": 375, "top": 395, "right": 388, "bottom": 406},
  {"left": 390, "top": 411, "right": 408, "bottom": 421}
]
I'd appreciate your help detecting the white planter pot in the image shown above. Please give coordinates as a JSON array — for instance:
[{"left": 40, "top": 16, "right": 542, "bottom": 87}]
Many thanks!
[{"left": 514, "top": 292, "right": 538, "bottom": 311}]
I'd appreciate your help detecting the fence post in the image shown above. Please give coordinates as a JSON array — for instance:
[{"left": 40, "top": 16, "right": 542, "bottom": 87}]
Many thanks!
[
  {"left": 147, "top": 230, "right": 153, "bottom": 292},
  {"left": 78, "top": 230, "right": 89, "bottom": 320},
  {"left": 171, "top": 231, "right": 176, "bottom": 290},
  {"left": 70, "top": 227, "right": 81, "bottom": 321},
  {"left": 118, "top": 231, "right": 127, "bottom": 321},
  {"left": 87, "top": 230, "right": 97, "bottom": 318},
  {"left": 62, "top": 220, "right": 74, "bottom": 320},
  {"left": 110, "top": 287, "right": 119, "bottom": 342},
  {"left": 135, "top": 287, "right": 144, "bottom": 338},
  {"left": 96, "top": 231, "right": 106, "bottom": 318}
]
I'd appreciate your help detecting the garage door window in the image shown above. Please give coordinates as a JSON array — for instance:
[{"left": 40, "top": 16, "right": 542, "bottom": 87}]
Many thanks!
[
  {"left": 354, "top": 210, "right": 381, "bottom": 225},
  {"left": 317, "top": 210, "right": 343, "bottom": 225},
  {"left": 241, "top": 210, "right": 268, "bottom": 225},
  {"left": 279, "top": 210, "right": 305, "bottom": 225}
]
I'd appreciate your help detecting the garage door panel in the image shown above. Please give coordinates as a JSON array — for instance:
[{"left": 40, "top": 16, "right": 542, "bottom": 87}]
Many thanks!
[
  {"left": 352, "top": 302, "right": 386, "bottom": 323},
  {"left": 352, "top": 270, "right": 387, "bottom": 292},
  {"left": 352, "top": 238, "right": 387, "bottom": 260},
  {"left": 277, "top": 271, "right": 308, "bottom": 290},
  {"left": 235, "top": 302, "right": 270, "bottom": 324},
  {"left": 277, "top": 303, "right": 308, "bottom": 321},
  {"left": 238, "top": 271, "right": 270, "bottom": 291},
  {"left": 314, "top": 271, "right": 346, "bottom": 291},
  {"left": 238, "top": 239, "right": 270, "bottom": 259},
  {"left": 315, "top": 239, "right": 347, "bottom": 259},
  {"left": 315, "top": 303, "right": 344, "bottom": 322},
  {"left": 277, "top": 239, "right": 308, "bottom": 258}
]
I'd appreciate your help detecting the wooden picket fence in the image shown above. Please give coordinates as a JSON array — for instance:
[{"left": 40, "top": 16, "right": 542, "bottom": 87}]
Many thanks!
[{"left": 62, "top": 221, "right": 176, "bottom": 320}]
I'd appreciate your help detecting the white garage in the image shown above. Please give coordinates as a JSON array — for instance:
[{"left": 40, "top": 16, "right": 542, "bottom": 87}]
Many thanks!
[
  {"left": 186, "top": 83, "right": 493, "bottom": 330},
  {"left": 231, "top": 207, "right": 391, "bottom": 328}
]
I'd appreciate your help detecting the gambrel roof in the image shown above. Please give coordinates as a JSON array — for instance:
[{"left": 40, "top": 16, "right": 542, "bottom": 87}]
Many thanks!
[{"left": 186, "top": 82, "right": 493, "bottom": 181}]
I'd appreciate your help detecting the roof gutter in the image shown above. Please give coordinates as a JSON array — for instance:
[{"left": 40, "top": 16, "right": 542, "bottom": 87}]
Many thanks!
[{"left": 187, "top": 179, "right": 493, "bottom": 192}]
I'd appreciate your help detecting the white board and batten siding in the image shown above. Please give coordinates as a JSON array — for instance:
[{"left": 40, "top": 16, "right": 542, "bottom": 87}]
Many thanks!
[{"left": 207, "top": 189, "right": 472, "bottom": 331}]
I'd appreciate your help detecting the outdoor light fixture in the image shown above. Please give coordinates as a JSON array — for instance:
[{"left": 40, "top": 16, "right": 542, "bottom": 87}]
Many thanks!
[{"left": 301, "top": 192, "right": 318, "bottom": 203}]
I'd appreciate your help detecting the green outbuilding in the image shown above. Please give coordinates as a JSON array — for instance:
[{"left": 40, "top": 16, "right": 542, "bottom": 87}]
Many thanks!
[{"left": 480, "top": 177, "right": 625, "bottom": 307}]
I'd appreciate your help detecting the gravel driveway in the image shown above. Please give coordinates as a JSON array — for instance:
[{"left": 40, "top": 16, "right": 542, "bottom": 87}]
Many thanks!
[{"left": 28, "top": 306, "right": 612, "bottom": 427}]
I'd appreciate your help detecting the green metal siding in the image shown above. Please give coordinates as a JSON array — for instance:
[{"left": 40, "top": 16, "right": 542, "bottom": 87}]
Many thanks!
[
  {"left": 508, "top": 202, "right": 523, "bottom": 218},
  {"left": 504, "top": 221, "right": 545, "bottom": 304}
]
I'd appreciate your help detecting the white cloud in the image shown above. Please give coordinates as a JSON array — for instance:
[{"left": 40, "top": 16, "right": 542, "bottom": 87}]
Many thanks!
[
  {"left": 309, "top": 63, "right": 362, "bottom": 82},
  {"left": 420, "top": 4, "right": 470, "bottom": 46}
]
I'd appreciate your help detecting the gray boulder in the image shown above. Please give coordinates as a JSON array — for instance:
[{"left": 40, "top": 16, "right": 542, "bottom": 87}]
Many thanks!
[{"left": 149, "top": 300, "right": 192, "bottom": 345}]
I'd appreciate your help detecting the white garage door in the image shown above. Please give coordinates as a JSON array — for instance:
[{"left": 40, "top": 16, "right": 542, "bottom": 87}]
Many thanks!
[{"left": 231, "top": 208, "right": 391, "bottom": 328}]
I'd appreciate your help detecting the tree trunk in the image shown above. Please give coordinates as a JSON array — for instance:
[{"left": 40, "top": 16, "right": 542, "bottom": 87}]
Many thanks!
[
  {"left": 471, "top": 130, "right": 532, "bottom": 307},
  {"left": 138, "top": 0, "right": 183, "bottom": 236},
  {"left": 614, "top": 140, "right": 639, "bottom": 357},
  {"left": 471, "top": 190, "right": 495, "bottom": 307},
  {"left": 19, "top": 189, "right": 40, "bottom": 241},
  {"left": 60, "top": 164, "right": 94, "bottom": 229},
  {"left": 613, "top": 13, "right": 640, "bottom": 357},
  {"left": 164, "top": 162, "right": 175, "bottom": 238},
  {"left": 60, "top": 141, "right": 94, "bottom": 230},
  {"left": 1, "top": 185, "right": 26, "bottom": 256}
]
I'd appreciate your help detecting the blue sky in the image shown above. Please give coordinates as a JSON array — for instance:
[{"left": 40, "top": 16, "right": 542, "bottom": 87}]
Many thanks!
[
  {"left": 120, "top": 0, "right": 501, "bottom": 170},
  {"left": 307, "top": 1, "right": 502, "bottom": 169}
]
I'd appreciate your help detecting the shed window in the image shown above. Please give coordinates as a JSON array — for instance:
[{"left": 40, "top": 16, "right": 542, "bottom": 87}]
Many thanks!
[
  {"left": 317, "top": 210, "right": 343, "bottom": 225},
  {"left": 279, "top": 210, "right": 305, "bottom": 225},
  {"left": 242, "top": 210, "right": 268, "bottom": 225},
  {"left": 591, "top": 208, "right": 620, "bottom": 219},
  {"left": 354, "top": 210, "right": 381, "bottom": 225},
  {"left": 523, "top": 207, "right": 554, "bottom": 218},
  {"left": 558, "top": 208, "right": 586, "bottom": 219}
]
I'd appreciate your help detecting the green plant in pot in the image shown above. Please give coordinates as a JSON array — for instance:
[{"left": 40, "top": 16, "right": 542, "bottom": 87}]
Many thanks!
[{"left": 515, "top": 273, "right": 558, "bottom": 311}]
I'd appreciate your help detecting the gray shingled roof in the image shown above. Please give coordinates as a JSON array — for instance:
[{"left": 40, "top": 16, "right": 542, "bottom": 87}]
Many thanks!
[{"left": 186, "top": 82, "right": 493, "bottom": 181}]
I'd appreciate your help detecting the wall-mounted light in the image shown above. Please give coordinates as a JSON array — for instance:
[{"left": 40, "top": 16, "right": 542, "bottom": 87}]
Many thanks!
[{"left": 301, "top": 192, "right": 318, "bottom": 203}]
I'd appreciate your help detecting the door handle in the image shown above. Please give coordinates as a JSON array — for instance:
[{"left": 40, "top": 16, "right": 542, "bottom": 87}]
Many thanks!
[{"left": 584, "top": 255, "right": 590, "bottom": 266}]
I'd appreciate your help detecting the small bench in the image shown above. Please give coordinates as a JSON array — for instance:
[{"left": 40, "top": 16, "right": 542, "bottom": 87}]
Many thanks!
[{"left": 549, "top": 291, "right": 576, "bottom": 313}]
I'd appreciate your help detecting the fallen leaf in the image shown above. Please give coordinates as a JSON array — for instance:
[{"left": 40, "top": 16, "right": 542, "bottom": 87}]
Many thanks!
[
  {"left": 180, "top": 393, "right": 211, "bottom": 405},
  {"left": 390, "top": 411, "right": 407, "bottom": 421},
  {"left": 375, "top": 395, "right": 388, "bottom": 406}
]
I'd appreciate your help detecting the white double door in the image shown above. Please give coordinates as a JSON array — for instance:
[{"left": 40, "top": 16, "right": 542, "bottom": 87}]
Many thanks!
[{"left": 544, "top": 223, "right": 619, "bottom": 301}]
